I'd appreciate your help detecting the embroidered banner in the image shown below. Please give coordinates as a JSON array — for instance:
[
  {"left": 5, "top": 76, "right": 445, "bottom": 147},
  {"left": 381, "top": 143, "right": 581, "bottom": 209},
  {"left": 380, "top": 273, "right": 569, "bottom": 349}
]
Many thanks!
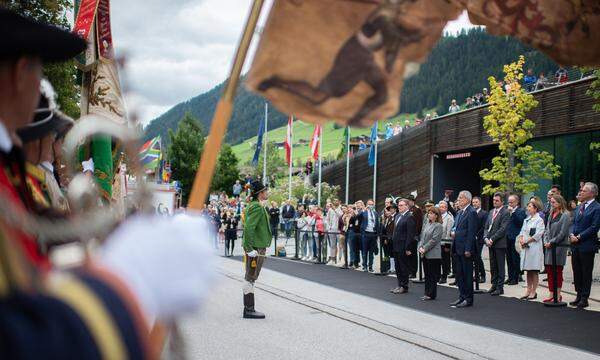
[
  {"left": 96, "top": 0, "right": 115, "bottom": 59},
  {"left": 247, "top": 0, "right": 462, "bottom": 127}
]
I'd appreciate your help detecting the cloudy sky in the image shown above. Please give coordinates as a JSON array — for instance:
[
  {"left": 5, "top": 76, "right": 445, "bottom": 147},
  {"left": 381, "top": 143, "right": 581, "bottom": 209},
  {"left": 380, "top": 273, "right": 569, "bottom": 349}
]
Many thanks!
[{"left": 103, "top": 1, "right": 476, "bottom": 125}]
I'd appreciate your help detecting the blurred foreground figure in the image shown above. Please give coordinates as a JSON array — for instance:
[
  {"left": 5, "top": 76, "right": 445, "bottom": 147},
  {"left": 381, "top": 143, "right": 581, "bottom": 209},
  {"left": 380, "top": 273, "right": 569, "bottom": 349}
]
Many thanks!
[{"left": 0, "top": 8, "right": 214, "bottom": 358}]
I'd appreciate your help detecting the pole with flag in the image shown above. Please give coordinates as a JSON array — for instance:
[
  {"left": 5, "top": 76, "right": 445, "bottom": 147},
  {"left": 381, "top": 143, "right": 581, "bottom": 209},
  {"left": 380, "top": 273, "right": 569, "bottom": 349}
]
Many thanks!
[
  {"left": 309, "top": 124, "right": 321, "bottom": 205},
  {"left": 262, "top": 102, "right": 268, "bottom": 185},
  {"left": 317, "top": 125, "right": 323, "bottom": 206},
  {"left": 344, "top": 126, "right": 350, "bottom": 204},
  {"left": 285, "top": 115, "right": 294, "bottom": 200},
  {"left": 251, "top": 115, "right": 264, "bottom": 166},
  {"left": 368, "top": 122, "right": 378, "bottom": 205}
]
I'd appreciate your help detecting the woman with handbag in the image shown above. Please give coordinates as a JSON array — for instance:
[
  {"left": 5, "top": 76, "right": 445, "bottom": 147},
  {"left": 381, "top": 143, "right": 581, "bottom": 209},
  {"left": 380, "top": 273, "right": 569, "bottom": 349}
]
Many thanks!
[
  {"left": 542, "top": 194, "right": 571, "bottom": 302},
  {"left": 517, "top": 198, "right": 546, "bottom": 300}
]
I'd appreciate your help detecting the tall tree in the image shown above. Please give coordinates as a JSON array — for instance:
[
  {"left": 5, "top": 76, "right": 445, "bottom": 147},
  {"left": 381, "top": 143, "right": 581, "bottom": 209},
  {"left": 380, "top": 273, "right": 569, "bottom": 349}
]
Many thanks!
[
  {"left": 167, "top": 112, "right": 204, "bottom": 205},
  {"left": 4, "top": 0, "right": 81, "bottom": 118},
  {"left": 211, "top": 144, "right": 240, "bottom": 194},
  {"left": 479, "top": 56, "right": 561, "bottom": 195}
]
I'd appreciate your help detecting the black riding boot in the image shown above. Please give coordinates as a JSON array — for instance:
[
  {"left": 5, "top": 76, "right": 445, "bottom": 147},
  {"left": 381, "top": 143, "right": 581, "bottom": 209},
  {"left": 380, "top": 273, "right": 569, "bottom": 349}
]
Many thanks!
[{"left": 243, "top": 293, "right": 265, "bottom": 319}]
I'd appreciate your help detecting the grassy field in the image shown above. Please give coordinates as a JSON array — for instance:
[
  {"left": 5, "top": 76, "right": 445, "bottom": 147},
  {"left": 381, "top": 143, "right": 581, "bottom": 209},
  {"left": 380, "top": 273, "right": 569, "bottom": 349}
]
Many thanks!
[{"left": 231, "top": 112, "right": 424, "bottom": 166}]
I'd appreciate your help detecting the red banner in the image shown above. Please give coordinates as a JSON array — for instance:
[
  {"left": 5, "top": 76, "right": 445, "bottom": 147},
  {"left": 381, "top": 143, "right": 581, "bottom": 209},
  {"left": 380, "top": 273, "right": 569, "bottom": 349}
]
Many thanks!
[
  {"left": 73, "top": 0, "right": 99, "bottom": 40},
  {"left": 96, "top": 0, "right": 114, "bottom": 59}
]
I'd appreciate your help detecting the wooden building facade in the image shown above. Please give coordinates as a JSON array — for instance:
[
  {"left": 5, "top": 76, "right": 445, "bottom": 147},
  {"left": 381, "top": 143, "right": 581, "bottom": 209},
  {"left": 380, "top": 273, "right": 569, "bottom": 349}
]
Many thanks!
[{"left": 318, "top": 77, "right": 600, "bottom": 208}]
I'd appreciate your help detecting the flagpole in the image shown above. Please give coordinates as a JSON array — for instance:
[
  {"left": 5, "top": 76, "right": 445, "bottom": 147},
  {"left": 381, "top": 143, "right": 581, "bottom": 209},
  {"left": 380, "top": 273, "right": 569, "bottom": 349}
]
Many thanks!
[
  {"left": 317, "top": 125, "right": 323, "bottom": 206},
  {"left": 263, "top": 102, "right": 268, "bottom": 186},
  {"left": 288, "top": 116, "right": 293, "bottom": 201},
  {"left": 372, "top": 125, "right": 378, "bottom": 206},
  {"left": 344, "top": 127, "right": 350, "bottom": 204},
  {"left": 188, "top": 0, "right": 265, "bottom": 209}
]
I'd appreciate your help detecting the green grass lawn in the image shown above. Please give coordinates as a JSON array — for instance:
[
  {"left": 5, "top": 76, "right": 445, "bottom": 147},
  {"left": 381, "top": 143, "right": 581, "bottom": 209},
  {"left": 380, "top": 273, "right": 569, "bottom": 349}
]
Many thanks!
[{"left": 231, "top": 111, "right": 425, "bottom": 166}]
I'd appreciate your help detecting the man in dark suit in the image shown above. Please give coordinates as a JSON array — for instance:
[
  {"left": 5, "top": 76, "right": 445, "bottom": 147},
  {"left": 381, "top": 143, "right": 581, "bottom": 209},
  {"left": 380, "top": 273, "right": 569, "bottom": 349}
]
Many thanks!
[
  {"left": 281, "top": 199, "right": 296, "bottom": 239},
  {"left": 390, "top": 198, "right": 416, "bottom": 294},
  {"left": 450, "top": 190, "right": 478, "bottom": 308},
  {"left": 506, "top": 194, "right": 526, "bottom": 285},
  {"left": 569, "top": 182, "right": 600, "bottom": 309},
  {"left": 472, "top": 197, "right": 488, "bottom": 283},
  {"left": 482, "top": 193, "right": 510, "bottom": 295},
  {"left": 359, "top": 199, "right": 379, "bottom": 272}
]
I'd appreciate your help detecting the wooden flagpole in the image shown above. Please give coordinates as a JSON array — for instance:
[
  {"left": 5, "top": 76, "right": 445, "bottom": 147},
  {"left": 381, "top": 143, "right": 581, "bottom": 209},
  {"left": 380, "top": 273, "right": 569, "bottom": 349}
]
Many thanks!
[{"left": 188, "top": 0, "right": 265, "bottom": 209}]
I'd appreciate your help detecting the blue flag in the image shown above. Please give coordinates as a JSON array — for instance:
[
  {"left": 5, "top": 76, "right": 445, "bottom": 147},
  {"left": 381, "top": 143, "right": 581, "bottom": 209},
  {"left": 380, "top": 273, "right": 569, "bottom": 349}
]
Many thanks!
[
  {"left": 368, "top": 122, "right": 378, "bottom": 167},
  {"left": 252, "top": 119, "right": 265, "bottom": 166}
]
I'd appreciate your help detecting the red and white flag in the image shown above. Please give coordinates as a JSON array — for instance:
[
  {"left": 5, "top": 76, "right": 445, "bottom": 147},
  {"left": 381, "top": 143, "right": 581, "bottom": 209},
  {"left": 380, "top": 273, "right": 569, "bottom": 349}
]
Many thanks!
[
  {"left": 284, "top": 115, "right": 293, "bottom": 166},
  {"left": 309, "top": 124, "right": 321, "bottom": 160}
]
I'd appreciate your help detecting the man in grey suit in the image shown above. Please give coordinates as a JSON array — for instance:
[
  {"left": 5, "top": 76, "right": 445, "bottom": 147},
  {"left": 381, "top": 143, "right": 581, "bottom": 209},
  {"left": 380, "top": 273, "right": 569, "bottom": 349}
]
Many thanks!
[
  {"left": 390, "top": 198, "right": 416, "bottom": 294},
  {"left": 483, "top": 193, "right": 511, "bottom": 295}
]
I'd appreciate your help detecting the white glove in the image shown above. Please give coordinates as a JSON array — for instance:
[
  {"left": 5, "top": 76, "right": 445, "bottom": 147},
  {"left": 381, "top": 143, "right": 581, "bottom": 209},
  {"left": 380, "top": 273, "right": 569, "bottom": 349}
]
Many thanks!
[
  {"left": 97, "top": 214, "right": 215, "bottom": 324},
  {"left": 247, "top": 250, "right": 258, "bottom": 258}
]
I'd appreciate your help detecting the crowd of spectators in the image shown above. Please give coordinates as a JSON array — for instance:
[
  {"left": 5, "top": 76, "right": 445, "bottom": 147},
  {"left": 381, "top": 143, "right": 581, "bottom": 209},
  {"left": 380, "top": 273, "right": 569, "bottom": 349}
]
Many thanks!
[{"left": 207, "top": 179, "right": 599, "bottom": 309}]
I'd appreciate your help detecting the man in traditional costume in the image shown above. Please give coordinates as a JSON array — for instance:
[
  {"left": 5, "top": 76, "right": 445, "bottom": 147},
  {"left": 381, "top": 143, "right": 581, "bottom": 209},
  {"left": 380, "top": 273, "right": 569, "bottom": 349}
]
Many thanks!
[{"left": 242, "top": 180, "right": 272, "bottom": 319}]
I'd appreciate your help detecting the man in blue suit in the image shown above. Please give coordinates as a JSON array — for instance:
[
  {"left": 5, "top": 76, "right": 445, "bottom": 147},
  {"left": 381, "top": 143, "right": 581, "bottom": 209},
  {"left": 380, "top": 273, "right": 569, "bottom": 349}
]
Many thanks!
[
  {"left": 360, "top": 199, "right": 380, "bottom": 272},
  {"left": 450, "top": 190, "right": 478, "bottom": 308},
  {"left": 506, "top": 194, "right": 526, "bottom": 285},
  {"left": 569, "top": 182, "right": 600, "bottom": 309}
]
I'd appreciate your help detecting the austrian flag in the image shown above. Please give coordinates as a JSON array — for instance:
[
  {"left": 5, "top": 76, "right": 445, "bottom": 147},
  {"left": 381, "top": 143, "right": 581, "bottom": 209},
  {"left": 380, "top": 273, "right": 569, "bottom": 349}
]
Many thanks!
[
  {"left": 309, "top": 124, "right": 321, "bottom": 161},
  {"left": 284, "top": 116, "right": 293, "bottom": 166}
]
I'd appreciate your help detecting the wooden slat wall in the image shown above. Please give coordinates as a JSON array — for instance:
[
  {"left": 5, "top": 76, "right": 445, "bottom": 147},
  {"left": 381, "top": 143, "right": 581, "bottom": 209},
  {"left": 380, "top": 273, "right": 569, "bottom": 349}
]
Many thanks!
[{"left": 319, "top": 78, "right": 600, "bottom": 205}]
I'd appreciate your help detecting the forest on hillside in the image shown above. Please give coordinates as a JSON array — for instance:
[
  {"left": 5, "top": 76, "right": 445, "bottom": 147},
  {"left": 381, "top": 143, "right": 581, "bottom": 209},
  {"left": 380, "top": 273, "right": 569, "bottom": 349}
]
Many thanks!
[{"left": 144, "top": 28, "right": 559, "bottom": 145}]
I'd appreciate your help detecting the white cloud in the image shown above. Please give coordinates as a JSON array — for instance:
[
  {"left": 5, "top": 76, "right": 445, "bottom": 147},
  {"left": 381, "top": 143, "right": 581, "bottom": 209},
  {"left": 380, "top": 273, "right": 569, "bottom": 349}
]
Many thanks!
[{"left": 106, "top": 1, "right": 472, "bottom": 126}]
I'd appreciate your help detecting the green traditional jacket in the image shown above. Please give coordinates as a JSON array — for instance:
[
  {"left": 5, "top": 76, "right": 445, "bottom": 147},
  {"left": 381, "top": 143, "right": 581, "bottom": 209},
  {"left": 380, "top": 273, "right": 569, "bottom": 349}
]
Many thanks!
[{"left": 243, "top": 200, "right": 272, "bottom": 252}]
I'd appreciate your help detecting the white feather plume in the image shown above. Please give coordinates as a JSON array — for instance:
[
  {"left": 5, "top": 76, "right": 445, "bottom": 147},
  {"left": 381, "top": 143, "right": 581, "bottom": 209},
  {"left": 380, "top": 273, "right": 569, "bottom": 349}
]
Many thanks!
[{"left": 39, "top": 78, "right": 58, "bottom": 110}]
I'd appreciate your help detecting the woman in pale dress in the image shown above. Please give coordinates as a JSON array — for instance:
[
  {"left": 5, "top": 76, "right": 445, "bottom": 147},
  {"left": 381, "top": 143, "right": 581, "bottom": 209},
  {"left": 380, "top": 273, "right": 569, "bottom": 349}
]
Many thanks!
[{"left": 518, "top": 198, "right": 546, "bottom": 300}]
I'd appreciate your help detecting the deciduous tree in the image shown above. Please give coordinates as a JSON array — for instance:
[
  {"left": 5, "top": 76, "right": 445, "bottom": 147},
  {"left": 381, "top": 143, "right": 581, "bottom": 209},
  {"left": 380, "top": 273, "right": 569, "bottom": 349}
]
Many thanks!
[{"left": 479, "top": 56, "right": 560, "bottom": 195}]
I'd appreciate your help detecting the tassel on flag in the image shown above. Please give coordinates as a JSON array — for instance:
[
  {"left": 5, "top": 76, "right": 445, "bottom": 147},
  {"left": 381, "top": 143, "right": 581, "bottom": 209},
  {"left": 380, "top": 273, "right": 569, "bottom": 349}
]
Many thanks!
[
  {"left": 284, "top": 115, "right": 293, "bottom": 166},
  {"left": 309, "top": 124, "right": 321, "bottom": 160}
]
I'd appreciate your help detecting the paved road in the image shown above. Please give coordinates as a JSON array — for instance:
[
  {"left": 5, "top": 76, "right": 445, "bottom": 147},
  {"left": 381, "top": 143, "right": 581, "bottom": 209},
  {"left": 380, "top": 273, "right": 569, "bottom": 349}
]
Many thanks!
[{"left": 173, "top": 256, "right": 599, "bottom": 359}]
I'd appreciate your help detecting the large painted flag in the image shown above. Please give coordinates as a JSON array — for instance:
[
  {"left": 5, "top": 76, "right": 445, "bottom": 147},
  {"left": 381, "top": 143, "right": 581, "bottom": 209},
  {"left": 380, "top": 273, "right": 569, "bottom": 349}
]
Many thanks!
[
  {"left": 139, "top": 136, "right": 161, "bottom": 172},
  {"left": 284, "top": 116, "right": 293, "bottom": 166},
  {"left": 368, "top": 122, "right": 378, "bottom": 167},
  {"left": 251, "top": 118, "right": 265, "bottom": 166},
  {"left": 247, "top": 0, "right": 600, "bottom": 127},
  {"left": 309, "top": 124, "right": 321, "bottom": 161}
]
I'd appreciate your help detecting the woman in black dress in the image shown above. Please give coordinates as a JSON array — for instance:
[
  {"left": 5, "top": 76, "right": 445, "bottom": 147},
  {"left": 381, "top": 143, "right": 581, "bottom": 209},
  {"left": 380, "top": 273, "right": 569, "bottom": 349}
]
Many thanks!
[{"left": 223, "top": 210, "right": 239, "bottom": 257}]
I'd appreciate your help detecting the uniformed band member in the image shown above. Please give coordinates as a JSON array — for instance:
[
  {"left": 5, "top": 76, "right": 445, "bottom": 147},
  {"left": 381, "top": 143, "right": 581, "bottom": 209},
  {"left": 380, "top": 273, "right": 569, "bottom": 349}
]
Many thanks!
[
  {"left": 0, "top": 8, "right": 214, "bottom": 358},
  {"left": 242, "top": 180, "right": 272, "bottom": 319},
  {"left": 17, "top": 79, "right": 73, "bottom": 213}
]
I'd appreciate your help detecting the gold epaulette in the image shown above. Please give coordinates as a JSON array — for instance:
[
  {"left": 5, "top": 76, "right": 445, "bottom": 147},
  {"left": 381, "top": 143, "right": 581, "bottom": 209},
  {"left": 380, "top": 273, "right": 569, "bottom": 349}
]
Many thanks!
[{"left": 25, "top": 162, "right": 46, "bottom": 182}]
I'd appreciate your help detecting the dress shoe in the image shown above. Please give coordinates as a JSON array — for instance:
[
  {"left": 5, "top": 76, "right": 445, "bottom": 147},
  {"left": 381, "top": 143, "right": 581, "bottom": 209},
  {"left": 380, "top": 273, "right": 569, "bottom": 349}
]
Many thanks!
[
  {"left": 504, "top": 279, "right": 510, "bottom": 285},
  {"left": 506, "top": 280, "right": 518, "bottom": 285},
  {"left": 519, "top": 295, "right": 530, "bottom": 300},
  {"left": 438, "top": 277, "right": 447, "bottom": 284},
  {"left": 486, "top": 287, "right": 497, "bottom": 294},
  {"left": 453, "top": 300, "right": 472, "bottom": 308},
  {"left": 390, "top": 287, "right": 401, "bottom": 294},
  {"left": 527, "top": 293, "right": 537, "bottom": 300},
  {"left": 368, "top": 267, "right": 374, "bottom": 273},
  {"left": 398, "top": 287, "right": 408, "bottom": 294},
  {"left": 421, "top": 296, "right": 433, "bottom": 301},
  {"left": 449, "top": 299, "right": 463, "bottom": 306},
  {"left": 577, "top": 299, "right": 589, "bottom": 309},
  {"left": 490, "top": 289, "right": 503, "bottom": 296},
  {"left": 448, "top": 274, "right": 456, "bottom": 279},
  {"left": 569, "top": 297, "right": 581, "bottom": 306},
  {"left": 449, "top": 281, "right": 457, "bottom": 286}
]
